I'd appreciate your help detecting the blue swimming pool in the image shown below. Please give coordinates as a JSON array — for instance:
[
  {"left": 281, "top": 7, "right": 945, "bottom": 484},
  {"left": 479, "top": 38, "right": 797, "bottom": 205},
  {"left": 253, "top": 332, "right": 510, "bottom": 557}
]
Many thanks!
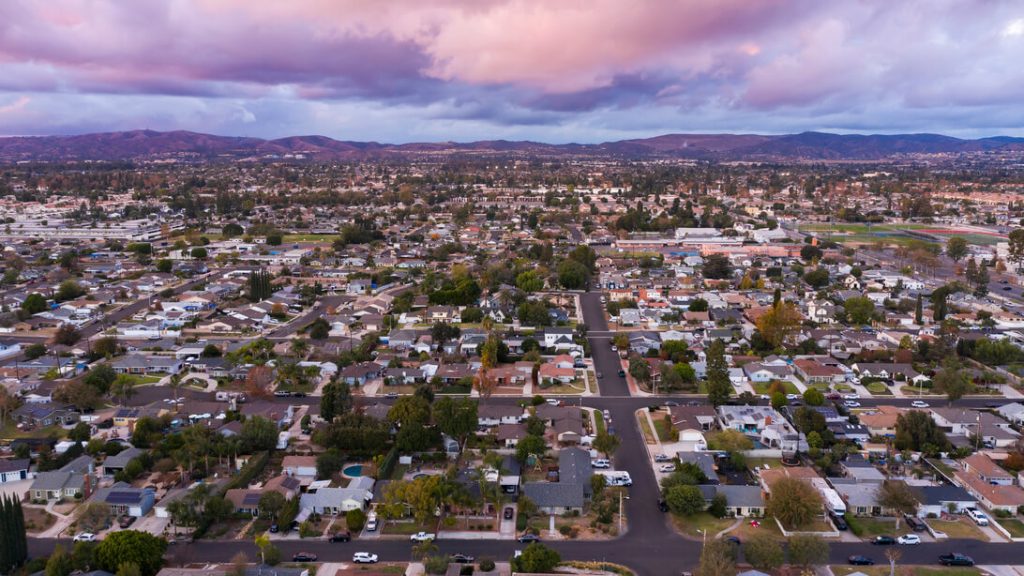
[{"left": 343, "top": 464, "right": 363, "bottom": 477}]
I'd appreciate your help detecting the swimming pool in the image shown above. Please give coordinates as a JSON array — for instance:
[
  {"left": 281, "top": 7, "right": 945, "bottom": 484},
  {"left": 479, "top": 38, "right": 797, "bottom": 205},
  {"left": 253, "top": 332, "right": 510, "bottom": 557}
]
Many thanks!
[{"left": 342, "top": 464, "right": 363, "bottom": 477}]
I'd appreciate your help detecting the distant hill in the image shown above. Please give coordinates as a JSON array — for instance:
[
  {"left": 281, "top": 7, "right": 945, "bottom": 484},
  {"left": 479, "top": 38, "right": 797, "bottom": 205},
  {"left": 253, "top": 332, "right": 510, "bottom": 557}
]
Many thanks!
[{"left": 2, "top": 129, "right": 1023, "bottom": 162}]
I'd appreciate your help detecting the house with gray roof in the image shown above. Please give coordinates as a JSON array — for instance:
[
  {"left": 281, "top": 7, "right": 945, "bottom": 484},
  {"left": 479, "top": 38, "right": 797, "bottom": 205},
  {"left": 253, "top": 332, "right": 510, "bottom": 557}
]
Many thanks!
[
  {"left": 93, "top": 481, "right": 155, "bottom": 517},
  {"left": 299, "top": 487, "right": 372, "bottom": 515},
  {"left": 0, "top": 458, "right": 30, "bottom": 484},
  {"left": 29, "top": 455, "right": 94, "bottom": 502},
  {"left": 714, "top": 485, "right": 765, "bottom": 517},
  {"left": 521, "top": 448, "right": 593, "bottom": 515},
  {"left": 101, "top": 447, "right": 146, "bottom": 477}
]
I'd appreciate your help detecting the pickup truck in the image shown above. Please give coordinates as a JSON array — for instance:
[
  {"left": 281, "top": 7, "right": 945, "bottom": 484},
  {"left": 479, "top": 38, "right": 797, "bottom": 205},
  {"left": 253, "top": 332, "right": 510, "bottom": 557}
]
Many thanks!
[
  {"left": 938, "top": 553, "right": 974, "bottom": 566},
  {"left": 966, "top": 508, "right": 990, "bottom": 526},
  {"left": 410, "top": 532, "right": 437, "bottom": 542}
]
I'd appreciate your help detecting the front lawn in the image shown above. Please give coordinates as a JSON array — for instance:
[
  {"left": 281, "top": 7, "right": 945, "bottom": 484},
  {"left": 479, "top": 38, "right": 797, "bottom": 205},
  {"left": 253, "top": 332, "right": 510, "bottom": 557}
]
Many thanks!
[
  {"left": 866, "top": 382, "right": 892, "bottom": 395},
  {"left": 751, "top": 380, "right": 800, "bottom": 395},
  {"left": 652, "top": 415, "right": 675, "bottom": 442},
  {"left": 999, "top": 517, "right": 1024, "bottom": 538},
  {"left": 381, "top": 519, "right": 438, "bottom": 536},
  {"left": 928, "top": 518, "right": 987, "bottom": 540},
  {"left": 668, "top": 512, "right": 734, "bottom": 539},
  {"left": 637, "top": 413, "right": 656, "bottom": 444},
  {"left": 846, "top": 515, "right": 899, "bottom": 537}
]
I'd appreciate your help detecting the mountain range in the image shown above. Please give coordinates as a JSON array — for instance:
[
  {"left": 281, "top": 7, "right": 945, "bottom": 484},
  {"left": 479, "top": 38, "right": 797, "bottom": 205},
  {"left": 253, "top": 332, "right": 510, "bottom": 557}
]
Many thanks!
[{"left": 1, "top": 129, "right": 1023, "bottom": 162}]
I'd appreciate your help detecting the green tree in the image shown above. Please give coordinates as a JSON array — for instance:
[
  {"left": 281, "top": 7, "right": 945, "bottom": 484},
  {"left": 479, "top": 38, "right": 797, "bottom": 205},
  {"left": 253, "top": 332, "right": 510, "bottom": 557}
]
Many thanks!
[
  {"left": 516, "top": 434, "right": 547, "bottom": 464},
  {"left": 259, "top": 491, "right": 286, "bottom": 519},
  {"left": 95, "top": 530, "right": 167, "bottom": 576},
  {"left": 788, "top": 534, "right": 830, "bottom": 570},
  {"left": 701, "top": 253, "right": 733, "bottom": 279},
  {"left": 21, "top": 292, "right": 48, "bottom": 314},
  {"left": 0, "top": 494, "right": 28, "bottom": 574},
  {"left": 766, "top": 478, "right": 822, "bottom": 529},
  {"left": 593, "top": 430, "right": 621, "bottom": 458},
  {"left": 1010, "top": 228, "right": 1024, "bottom": 272},
  {"left": 664, "top": 484, "right": 706, "bottom": 515},
  {"left": 802, "top": 387, "right": 825, "bottom": 406},
  {"left": 695, "top": 539, "right": 736, "bottom": 576},
  {"left": 110, "top": 374, "right": 137, "bottom": 406},
  {"left": 24, "top": 342, "right": 47, "bottom": 360},
  {"left": 556, "top": 259, "right": 590, "bottom": 290},
  {"left": 308, "top": 317, "right": 330, "bottom": 340},
  {"left": 946, "top": 236, "right": 969, "bottom": 262},
  {"left": 387, "top": 396, "right": 431, "bottom": 428},
  {"left": 705, "top": 339, "right": 731, "bottom": 406},
  {"left": 432, "top": 397, "right": 477, "bottom": 442},
  {"left": 744, "top": 532, "right": 784, "bottom": 572},
  {"left": 320, "top": 381, "right": 352, "bottom": 422},
  {"left": 803, "top": 267, "right": 830, "bottom": 288},
  {"left": 844, "top": 296, "right": 875, "bottom": 325},
  {"left": 46, "top": 544, "right": 73, "bottom": 576},
  {"left": 877, "top": 480, "right": 921, "bottom": 530},
  {"left": 55, "top": 280, "right": 85, "bottom": 302},
  {"left": 511, "top": 543, "right": 560, "bottom": 573},
  {"left": 116, "top": 562, "right": 142, "bottom": 576},
  {"left": 155, "top": 259, "right": 173, "bottom": 273},
  {"left": 933, "top": 358, "right": 972, "bottom": 405},
  {"left": 895, "top": 409, "right": 950, "bottom": 452},
  {"left": 240, "top": 416, "right": 278, "bottom": 451}
]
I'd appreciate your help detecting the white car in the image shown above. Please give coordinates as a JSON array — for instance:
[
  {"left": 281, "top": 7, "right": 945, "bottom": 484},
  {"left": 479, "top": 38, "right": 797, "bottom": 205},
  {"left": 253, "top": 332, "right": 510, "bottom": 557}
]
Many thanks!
[
  {"left": 659, "top": 464, "right": 676, "bottom": 473},
  {"left": 410, "top": 532, "right": 437, "bottom": 542},
  {"left": 353, "top": 553, "right": 379, "bottom": 564},
  {"left": 844, "top": 401, "right": 862, "bottom": 408},
  {"left": 843, "top": 393, "right": 861, "bottom": 400},
  {"left": 73, "top": 533, "right": 96, "bottom": 542},
  {"left": 654, "top": 454, "right": 671, "bottom": 463},
  {"left": 786, "top": 394, "right": 800, "bottom": 400},
  {"left": 966, "top": 508, "right": 990, "bottom": 526},
  {"left": 897, "top": 534, "right": 921, "bottom": 545},
  {"left": 911, "top": 400, "right": 930, "bottom": 408},
  {"left": 591, "top": 459, "right": 611, "bottom": 469}
]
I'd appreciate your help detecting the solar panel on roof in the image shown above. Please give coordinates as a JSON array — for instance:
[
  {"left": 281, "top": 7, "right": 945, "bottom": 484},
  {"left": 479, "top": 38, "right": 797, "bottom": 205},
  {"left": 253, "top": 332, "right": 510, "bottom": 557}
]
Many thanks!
[
  {"left": 106, "top": 491, "right": 141, "bottom": 504},
  {"left": 242, "top": 493, "right": 261, "bottom": 505}
]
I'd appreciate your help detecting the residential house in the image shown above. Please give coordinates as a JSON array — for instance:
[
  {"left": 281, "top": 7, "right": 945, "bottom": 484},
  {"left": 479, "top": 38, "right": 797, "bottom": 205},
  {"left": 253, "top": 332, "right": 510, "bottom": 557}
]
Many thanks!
[
  {"left": 0, "top": 459, "right": 30, "bottom": 483},
  {"left": 713, "top": 485, "right": 764, "bottom": 517},
  {"left": 13, "top": 402, "right": 79, "bottom": 427},
  {"left": 917, "top": 485, "right": 977, "bottom": 517},
  {"left": 111, "top": 354, "right": 183, "bottom": 375},
  {"left": 478, "top": 404, "right": 525, "bottom": 427},
  {"left": 102, "top": 447, "right": 146, "bottom": 477},
  {"left": 521, "top": 448, "right": 593, "bottom": 515},
  {"left": 29, "top": 455, "right": 94, "bottom": 502},
  {"left": 93, "top": 482, "right": 156, "bottom": 517},
  {"left": 299, "top": 485, "right": 373, "bottom": 515}
]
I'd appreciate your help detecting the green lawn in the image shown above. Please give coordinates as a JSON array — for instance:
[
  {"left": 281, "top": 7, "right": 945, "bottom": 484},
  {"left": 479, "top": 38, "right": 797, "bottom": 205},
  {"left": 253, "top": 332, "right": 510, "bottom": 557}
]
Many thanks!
[
  {"left": 752, "top": 380, "right": 799, "bottom": 395},
  {"left": 846, "top": 515, "right": 899, "bottom": 537},
  {"left": 0, "top": 420, "right": 67, "bottom": 440},
  {"left": 669, "top": 512, "right": 734, "bottom": 539},
  {"left": 652, "top": 415, "right": 675, "bottom": 442},
  {"left": 594, "top": 411, "right": 606, "bottom": 434},
  {"left": 866, "top": 382, "right": 892, "bottom": 395},
  {"left": 637, "top": 413, "right": 656, "bottom": 444},
  {"left": 999, "top": 517, "right": 1024, "bottom": 538},
  {"left": 928, "top": 518, "right": 987, "bottom": 540}
]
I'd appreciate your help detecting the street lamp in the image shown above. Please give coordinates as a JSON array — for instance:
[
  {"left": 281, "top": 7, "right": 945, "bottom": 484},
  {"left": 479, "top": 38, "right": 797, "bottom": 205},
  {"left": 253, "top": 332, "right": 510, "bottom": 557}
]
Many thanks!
[
  {"left": 697, "top": 528, "right": 706, "bottom": 547},
  {"left": 618, "top": 492, "right": 630, "bottom": 535}
]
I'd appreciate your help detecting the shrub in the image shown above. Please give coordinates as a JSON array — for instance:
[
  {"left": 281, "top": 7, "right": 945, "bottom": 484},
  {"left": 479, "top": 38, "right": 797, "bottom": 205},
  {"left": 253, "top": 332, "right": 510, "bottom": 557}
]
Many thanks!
[
  {"left": 559, "top": 525, "right": 572, "bottom": 536},
  {"left": 479, "top": 558, "right": 496, "bottom": 572},
  {"left": 424, "top": 556, "right": 449, "bottom": 575},
  {"left": 346, "top": 508, "right": 366, "bottom": 532}
]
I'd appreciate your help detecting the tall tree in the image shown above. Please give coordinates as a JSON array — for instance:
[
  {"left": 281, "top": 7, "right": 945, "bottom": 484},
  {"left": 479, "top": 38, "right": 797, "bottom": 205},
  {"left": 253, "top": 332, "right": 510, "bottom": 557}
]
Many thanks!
[
  {"left": 787, "top": 534, "right": 830, "bottom": 570},
  {"left": 877, "top": 480, "right": 921, "bottom": 530},
  {"left": 705, "top": 339, "right": 731, "bottom": 407},
  {"left": 766, "top": 478, "right": 822, "bottom": 530},
  {"left": 946, "top": 236, "right": 968, "bottom": 262},
  {"left": 933, "top": 358, "right": 973, "bottom": 405},
  {"left": 1008, "top": 228, "right": 1024, "bottom": 273},
  {"left": 756, "top": 301, "right": 803, "bottom": 347}
]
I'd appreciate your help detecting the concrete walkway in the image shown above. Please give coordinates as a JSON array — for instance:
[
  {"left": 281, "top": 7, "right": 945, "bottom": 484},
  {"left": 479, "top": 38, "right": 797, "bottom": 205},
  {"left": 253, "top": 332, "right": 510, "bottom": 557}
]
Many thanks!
[{"left": 714, "top": 518, "right": 743, "bottom": 539}]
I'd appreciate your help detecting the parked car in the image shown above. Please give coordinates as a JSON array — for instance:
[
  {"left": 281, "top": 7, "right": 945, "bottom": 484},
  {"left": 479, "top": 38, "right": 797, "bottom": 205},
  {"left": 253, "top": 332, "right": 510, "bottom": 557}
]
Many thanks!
[
  {"left": 329, "top": 531, "right": 352, "bottom": 542},
  {"left": 450, "top": 554, "right": 475, "bottom": 564},
  {"left": 269, "top": 523, "right": 279, "bottom": 533},
  {"left": 518, "top": 533, "right": 541, "bottom": 543},
  {"left": 904, "top": 515, "right": 927, "bottom": 532},
  {"left": 872, "top": 536, "right": 896, "bottom": 545},
  {"left": 966, "top": 508, "right": 990, "bottom": 526},
  {"left": 844, "top": 393, "right": 861, "bottom": 400},
  {"left": 829, "top": 512, "right": 848, "bottom": 531},
  {"left": 596, "top": 372, "right": 603, "bottom": 379},
  {"left": 848, "top": 556, "right": 875, "bottom": 566},
  {"left": 664, "top": 400, "right": 679, "bottom": 407},
  {"left": 654, "top": 454, "right": 671, "bottom": 462},
  {"left": 939, "top": 553, "right": 974, "bottom": 566},
  {"left": 410, "top": 532, "right": 436, "bottom": 542},
  {"left": 658, "top": 499, "right": 669, "bottom": 513},
  {"left": 897, "top": 534, "right": 921, "bottom": 545},
  {"left": 353, "top": 553, "right": 379, "bottom": 564},
  {"left": 591, "top": 459, "right": 611, "bottom": 469},
  {"left": 910, "top": 400, "right": 930, "bottom": 408},
  {"left": 385, "top": 392, "right": 399, "bottom": 399},
  {"left": 658, "top": 464, "right": 676, "bottom": 473},
  {"left": 504, "top": 507, "right": 515, "bottom": 520},
  {"left": 365, "top": 517, "right": 378, "bottom": 531},
  {"left": 292, "top": 553, "right": 318, "bottom": 562},
  {"left": 844, "top": 401, "right": 862, "bottom": 408},
  {"left": 617, "top": 369, "right": 626, "bottom": 377},
  {"left": 546, "top": 399, "right": 561, "bottom": 406},
  {"left": 73, "top": 533, "right": 96, "bottom": 542}
]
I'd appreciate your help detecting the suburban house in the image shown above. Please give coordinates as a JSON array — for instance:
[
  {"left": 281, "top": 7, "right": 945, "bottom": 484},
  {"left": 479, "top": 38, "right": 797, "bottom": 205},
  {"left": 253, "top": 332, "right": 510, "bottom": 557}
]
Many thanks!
[
  {"left": 478, "top": 404, "right": 525, "bottom": 427},
  {"left": 713, "top": 485, "right": 765, "bottom": 517},
  {"left": 916, "top": 485, "right": 977, "bottom": 517},
  {"left": 111, "top": 353, "right": 183, "bottom": 375},
  {"left": 101, "top": 447, "right": 146, "bottom": 477},
  {"left": 299, "top": 486, "right": 372, "bottom": 515},
  {"left": 93, "top": 482, "right": 156, "bottom": 517},
  {"left": 281, "top": 455, "right": 318, "bottom": 482},
  {"left": 521, "top": 448, "right": 593, "bottom": 515},
  {"left": 952, "top": 454, "right": 1024, "bottom": 512},
  {"left": 29, "top": 455, "right": 95, "bottom": 502},
  {"left": 225, "top": 489, "right": 263, "bottom": 516},
  {"left": 0, "top": 459, "right": 30, "bottom": 483},
  {"left": 13, "top": 403, "right": 79, "bottom": 427}
]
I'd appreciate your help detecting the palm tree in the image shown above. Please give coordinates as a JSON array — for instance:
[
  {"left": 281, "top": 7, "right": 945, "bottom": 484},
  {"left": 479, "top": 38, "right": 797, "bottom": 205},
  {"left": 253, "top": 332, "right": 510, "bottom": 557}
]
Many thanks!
[{"left": 290, "top": 338, "right": 309, "bottom": 359}]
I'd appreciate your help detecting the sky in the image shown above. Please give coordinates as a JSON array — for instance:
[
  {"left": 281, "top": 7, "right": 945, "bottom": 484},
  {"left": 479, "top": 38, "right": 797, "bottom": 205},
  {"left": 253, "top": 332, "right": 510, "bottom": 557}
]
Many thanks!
[{"left": 1, "top": 0, "right": 1024, "bottom": 143}]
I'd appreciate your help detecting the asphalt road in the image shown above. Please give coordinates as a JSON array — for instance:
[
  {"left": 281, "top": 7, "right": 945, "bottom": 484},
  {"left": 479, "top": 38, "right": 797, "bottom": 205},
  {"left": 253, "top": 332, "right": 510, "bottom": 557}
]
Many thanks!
[{"left": 22, "top": 289, "right": 1024, "bottom": 574}]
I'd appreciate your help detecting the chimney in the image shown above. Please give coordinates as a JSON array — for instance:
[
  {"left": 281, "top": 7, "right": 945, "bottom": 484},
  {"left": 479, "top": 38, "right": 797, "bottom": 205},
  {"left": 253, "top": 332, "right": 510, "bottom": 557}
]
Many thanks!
[
  {"left": 764, "top": 415, "right": 772, "bottom": 426},
  {"left": 82, "top": 473, "right": 92, "bottom": 499}
]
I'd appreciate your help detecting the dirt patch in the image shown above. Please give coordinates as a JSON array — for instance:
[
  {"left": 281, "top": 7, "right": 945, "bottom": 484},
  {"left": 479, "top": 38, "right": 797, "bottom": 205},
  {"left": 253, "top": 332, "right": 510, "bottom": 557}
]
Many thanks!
[{"left": 22, "top": 506, "right": 57, "bottom": 534}]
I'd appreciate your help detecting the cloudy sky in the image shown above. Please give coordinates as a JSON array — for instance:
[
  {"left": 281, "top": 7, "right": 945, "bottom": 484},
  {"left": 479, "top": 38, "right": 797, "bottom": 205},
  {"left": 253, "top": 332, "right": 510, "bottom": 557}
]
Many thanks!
[{"left": 1, "top": 0, "right": 1024, "bottom": 142}]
